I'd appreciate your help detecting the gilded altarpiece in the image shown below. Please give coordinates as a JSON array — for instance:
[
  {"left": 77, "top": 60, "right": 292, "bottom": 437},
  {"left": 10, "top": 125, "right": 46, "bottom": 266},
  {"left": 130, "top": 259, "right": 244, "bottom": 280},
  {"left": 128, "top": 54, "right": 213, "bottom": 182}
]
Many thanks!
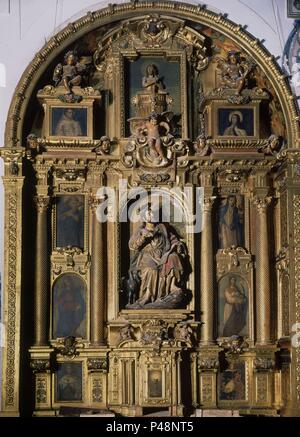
[{"left": 1, "top": 2, "right": 300, "bottom": 417}]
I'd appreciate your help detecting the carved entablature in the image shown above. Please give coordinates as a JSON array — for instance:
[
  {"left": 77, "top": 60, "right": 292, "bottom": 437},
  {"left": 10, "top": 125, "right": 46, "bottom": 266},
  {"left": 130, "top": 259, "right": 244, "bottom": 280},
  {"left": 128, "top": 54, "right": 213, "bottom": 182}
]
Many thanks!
[{"left": 253, "top": 356, "right": 276, "bottom": 372}]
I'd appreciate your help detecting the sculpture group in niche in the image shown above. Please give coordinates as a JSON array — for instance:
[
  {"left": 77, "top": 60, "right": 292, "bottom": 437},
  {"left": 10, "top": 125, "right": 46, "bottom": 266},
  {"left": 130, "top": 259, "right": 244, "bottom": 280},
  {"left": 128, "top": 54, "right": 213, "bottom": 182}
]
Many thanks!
[
  {"left": 124, "top": 63, "right": 186, "bottom": 168},
  {"left": 125, "top": 209, "right": 190, "bottom": 309}
]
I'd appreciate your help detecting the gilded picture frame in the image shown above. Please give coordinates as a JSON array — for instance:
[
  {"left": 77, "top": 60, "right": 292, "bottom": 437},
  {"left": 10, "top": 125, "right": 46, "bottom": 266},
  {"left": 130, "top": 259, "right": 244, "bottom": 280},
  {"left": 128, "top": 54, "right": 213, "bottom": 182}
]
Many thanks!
[
  {"left": 44, "top": 101, "right": 94, "bottom": 140},
  {"left": 53, "top": 361, "right": 85, "bottom": 406},
  {"left": 204, "top": 101, "right": 259, "bottom": 140},
  {"left": 218, "top": 359, "right": 250, "bottom": 406}
]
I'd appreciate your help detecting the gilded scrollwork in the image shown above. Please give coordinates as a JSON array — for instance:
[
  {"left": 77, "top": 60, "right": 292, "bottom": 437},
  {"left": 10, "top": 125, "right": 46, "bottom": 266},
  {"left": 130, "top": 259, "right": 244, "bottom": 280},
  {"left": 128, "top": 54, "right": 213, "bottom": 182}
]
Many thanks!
[
  {"left": 219, "top": 335, "right": 249, "bottom": 357},
  {"left": 174, "top": 323, "right": 194, "bottom": 346},
  {"left": 55, "top": 336, "right": 84, "bottom": 358}
]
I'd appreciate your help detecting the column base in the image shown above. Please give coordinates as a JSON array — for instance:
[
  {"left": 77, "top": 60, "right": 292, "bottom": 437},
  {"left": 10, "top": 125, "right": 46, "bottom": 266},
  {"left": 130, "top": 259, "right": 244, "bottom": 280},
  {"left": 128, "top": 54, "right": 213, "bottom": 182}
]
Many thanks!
[{"left": 0, "top": 411, "right": 20, "bottom": 417}]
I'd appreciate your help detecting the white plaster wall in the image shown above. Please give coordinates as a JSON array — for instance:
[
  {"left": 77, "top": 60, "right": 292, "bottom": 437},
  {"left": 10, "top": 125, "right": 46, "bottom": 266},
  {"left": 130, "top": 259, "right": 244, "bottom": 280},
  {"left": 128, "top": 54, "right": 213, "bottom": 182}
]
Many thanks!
[{"left": 0, "top": 0, "right": 293, "bottom": 402}]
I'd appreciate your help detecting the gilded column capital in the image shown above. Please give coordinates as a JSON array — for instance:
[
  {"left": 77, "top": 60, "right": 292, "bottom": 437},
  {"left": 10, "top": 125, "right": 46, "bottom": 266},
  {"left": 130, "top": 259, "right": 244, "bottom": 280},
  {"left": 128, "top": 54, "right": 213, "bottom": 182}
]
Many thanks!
[
  {"left": 34, "top": 196, "right": 50, "bottom": 213},
  {"left": 202, "top": 196, "right": 216, "bottom": 213},
  {"left": 252, "top": 195, "right": 272, "bottom": 214},
  {"left": 89, "top": 195, "right": 105, "bottom": 212}
]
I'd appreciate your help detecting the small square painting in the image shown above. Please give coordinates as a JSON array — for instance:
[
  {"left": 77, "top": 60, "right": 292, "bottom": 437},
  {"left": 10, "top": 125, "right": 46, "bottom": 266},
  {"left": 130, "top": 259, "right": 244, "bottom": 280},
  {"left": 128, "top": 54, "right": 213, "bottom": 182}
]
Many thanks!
[
  {"left": 51, "top": 107, "right": 87, "bottom": 137},
  {"left": 218, "top": 108, "right": 254, "bottom": 137}
]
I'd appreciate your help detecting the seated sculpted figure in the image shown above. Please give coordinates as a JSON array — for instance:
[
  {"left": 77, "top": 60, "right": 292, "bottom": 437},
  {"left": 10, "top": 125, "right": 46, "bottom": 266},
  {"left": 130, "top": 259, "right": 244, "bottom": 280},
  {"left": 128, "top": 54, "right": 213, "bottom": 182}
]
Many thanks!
[
  {"left": 53, "top": 50, "right": 86, "bottom": 94},
  {"left": 219, "top": 51, "right": 250, "bottom": 95},
  {"left": 126, "top": 209, "right": 188, "bottom": 309}
]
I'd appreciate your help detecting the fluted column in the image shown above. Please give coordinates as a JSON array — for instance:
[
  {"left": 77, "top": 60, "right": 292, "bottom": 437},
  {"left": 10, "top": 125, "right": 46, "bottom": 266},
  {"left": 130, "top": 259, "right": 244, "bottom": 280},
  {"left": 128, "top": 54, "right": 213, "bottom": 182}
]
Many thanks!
[
  {"left": 253, "top": 196, "right": 272, "bottom": 345},
  {"left": 200, "top": 195, "right": 215, "bottom": 345},
  {"left": 90, "top": 197, "right": 105, "bottom": 346},
  {"left": 34, "top": 195, "right": 50, "bottom": 346}
]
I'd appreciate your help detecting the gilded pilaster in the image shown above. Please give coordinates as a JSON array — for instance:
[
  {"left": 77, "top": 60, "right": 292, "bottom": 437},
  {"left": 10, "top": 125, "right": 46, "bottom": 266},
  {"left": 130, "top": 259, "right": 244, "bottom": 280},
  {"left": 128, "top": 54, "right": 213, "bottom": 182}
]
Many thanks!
[{"left": 0, "top": 174, "right": 24, "bottom": 415}]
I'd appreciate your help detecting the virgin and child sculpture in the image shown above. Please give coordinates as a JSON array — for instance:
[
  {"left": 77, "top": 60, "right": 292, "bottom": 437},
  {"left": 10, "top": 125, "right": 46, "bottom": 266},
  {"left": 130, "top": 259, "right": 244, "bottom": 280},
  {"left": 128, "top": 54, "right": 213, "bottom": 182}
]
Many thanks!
[{"left": 124, "top": 209, "right": 190, "bottom": 309}]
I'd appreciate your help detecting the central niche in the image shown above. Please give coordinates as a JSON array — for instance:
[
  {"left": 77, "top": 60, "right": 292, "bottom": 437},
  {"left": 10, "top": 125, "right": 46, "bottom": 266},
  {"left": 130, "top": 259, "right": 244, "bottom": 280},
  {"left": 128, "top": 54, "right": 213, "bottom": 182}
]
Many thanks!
[
  {"left": 125, "top": 57, "right": 182, "bottom": 137},
  {"left": 120, "top": 192, "right": 192, "bottom": 311}
]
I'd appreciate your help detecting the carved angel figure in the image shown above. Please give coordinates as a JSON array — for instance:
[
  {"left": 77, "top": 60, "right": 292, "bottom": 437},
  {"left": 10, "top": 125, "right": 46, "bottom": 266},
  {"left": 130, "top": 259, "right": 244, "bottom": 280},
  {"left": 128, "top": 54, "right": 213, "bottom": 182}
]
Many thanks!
[
  {"left": 136, "top": 112, "right": 173, "bottom": 167},
  {"left": 93, "top": 136, "right": 111, "bottom": 155},
  {"left": 217, "top": 51, "right": 251, "bottom": 95},
  {"left": 53, "top": 50, "right": 87, "bottom": 94}
]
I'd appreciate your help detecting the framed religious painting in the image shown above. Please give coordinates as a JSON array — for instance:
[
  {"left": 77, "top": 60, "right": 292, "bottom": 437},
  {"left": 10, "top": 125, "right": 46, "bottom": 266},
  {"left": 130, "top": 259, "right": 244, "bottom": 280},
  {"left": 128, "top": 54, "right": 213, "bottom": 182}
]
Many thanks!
[
  {"left": 217, "top": 274, "right": 249, "bottom": 338},
  {"left": 54, "top": 362, "right": 83, "bottom": 403},
  {"left": 54, "top": 195, "right": 85, "bottom": 250},
  {"left": 217, "top": 194, "right": 244, "bottom": 250},
  {"left": 52, "top": 273, "right": 87, "bottom": 339},
  {"left": 204, "top": 101, "right": 259, "bottom": 139},
  {"left": 218, "top": 360, "right": 249, "bottom": 405},
  {"left": 287, "top": 0, "right": 300, "bottom": 18},
  {"left": 44, "top": 103, "right": 94, "bottom": 140}
]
